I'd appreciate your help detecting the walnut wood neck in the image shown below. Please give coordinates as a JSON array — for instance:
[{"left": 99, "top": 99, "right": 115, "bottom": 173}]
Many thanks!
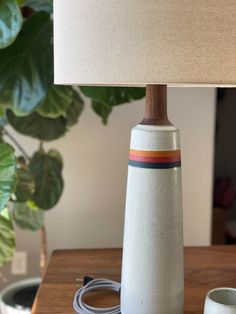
[{"left": 141, "top": 85, "right": 171, "bottom": 126}]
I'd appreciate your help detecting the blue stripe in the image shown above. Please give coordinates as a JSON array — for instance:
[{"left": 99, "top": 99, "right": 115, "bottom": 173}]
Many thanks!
[{"left": 128, "top": 160, "right": 181, "bottom": 169}]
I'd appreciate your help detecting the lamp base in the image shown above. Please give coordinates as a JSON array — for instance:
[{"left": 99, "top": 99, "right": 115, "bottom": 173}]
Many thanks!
[{"left": 121, "top": 124, "right": 184, "bottom": 314}]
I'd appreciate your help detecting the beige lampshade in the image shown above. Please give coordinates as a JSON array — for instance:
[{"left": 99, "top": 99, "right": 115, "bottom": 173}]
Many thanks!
[{"left": 54, "top": 0, "right": 236, "bottom": 87}]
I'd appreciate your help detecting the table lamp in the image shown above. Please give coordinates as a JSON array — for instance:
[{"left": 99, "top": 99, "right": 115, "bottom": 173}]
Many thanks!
[{"left": 54, "top": 1, "right": 236, "bottom": 313}]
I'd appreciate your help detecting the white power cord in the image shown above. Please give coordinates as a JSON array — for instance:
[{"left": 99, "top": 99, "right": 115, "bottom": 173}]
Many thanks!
[{"left": 73, "top": 278, "right": 121, "bottom": 314}]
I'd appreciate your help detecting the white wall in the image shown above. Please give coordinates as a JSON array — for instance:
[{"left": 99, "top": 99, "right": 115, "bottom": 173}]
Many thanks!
[{"left": 1, "top": 87, "right": 216, "bottom": 284}]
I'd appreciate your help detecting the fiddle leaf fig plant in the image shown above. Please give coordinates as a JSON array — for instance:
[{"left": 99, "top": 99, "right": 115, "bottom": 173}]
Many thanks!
[
  {"left": 22, "top": 0, "right": 53, "bottom": 13},
  {"left": 81, "top": 87, "right": 145, "bottom": 124},
  {"left": 13, "top": 203, "right": 44, "bottom": 231},
  {"left": 0, "top": 0, "right": 145, "bottom": 273},
  {"left": 7, "top": 110, "right": 68, "bottom": 141},
  {"left": 29, "top": 149, "right": 63, "bottom": 210},
  {"left": 0, "top": 143, "right": 17, "bottom": 266},
  {"left": 0, "top": 0, "right": 23, "bottom": 49},
  {"left": 0, "top": 207, "right": 16, "bottom": 267},
  {"left": 37, "top": 85, "right": 75, "bottom": 119},
  {"left": 0, "top": 143, "right": 17, "bottom": 213},
  {"left": 0, "top": 12, "right": 53, "bottom": 115},
  {"left": 14, "top": 168, "right": 35, "bottom": 203},
  {"left": 80, "top": 87, "right": 145, "bottom": 107}
]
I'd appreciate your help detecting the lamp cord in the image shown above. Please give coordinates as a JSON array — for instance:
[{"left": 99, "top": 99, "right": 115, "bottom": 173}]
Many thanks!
[{"left": 73, "top": 278, "right": 121, "bottom": 314}]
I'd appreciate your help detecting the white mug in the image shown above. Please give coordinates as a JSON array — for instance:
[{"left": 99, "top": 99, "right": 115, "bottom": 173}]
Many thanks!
[{"left": 204, "top": 288, "right": 236, "bottom": 313}]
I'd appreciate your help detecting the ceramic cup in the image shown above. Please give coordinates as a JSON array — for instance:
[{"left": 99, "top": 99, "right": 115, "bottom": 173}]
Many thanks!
[{"left": 204, "top": 288, "right": 236, "bottom": 314}]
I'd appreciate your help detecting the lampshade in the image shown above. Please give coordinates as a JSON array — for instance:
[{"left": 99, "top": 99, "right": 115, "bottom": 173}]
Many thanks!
[{"left": 54, "top": 0, "right": 236, "bottom": 87}]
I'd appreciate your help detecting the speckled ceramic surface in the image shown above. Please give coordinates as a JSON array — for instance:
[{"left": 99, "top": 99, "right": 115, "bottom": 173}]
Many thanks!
[
  {"left": 204, "top": 288, "right": 236, "bottom": 314},
  {"left": 121, "top": 124, "right": 184, "bottom": 314}
]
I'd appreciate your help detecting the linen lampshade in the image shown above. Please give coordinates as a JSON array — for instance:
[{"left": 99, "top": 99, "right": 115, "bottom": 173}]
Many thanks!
[{"left": 54, "top": 0, "right": 236, "bottom": 87}]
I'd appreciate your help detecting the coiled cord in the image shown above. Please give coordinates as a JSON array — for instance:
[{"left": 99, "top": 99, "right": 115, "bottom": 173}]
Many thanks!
[{"left": 73, "top": 278, "right": 121, "bottom": 314}]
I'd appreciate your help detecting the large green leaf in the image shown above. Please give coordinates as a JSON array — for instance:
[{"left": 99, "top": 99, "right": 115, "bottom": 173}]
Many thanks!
[
  {"left": 37, "top": 85, "right": 74, "bottom": 119},
  {"left": 29, "top": 150, "right": 63, "bottom": 210},
  {"left": 47, "top": 149, "right": 63, "bottom": 170},
  {"left": 7, "top": 110, "right": 67, "bottom": 141},
  {"left": 81, "top": 87, "right": 145, "bottom": 123},
  {"left": 0, "top": 143, "right": 16, "bottom": 212},
  {"left": 0, "top": 12, "right": 53, "bottom": 115},
  {"left": 13, "top": 202, "right": 44, "bottom": 231},
  {"left": 7, "top": 87, "right": 84, "bottom": 140},
  {"left": 80, "top": 87, "right": 145, "bottom": 107},
  {"left": 0, "top": 207, "right": 15, "bottom": 266},
  {"left": 92, "top": 101, "right": 113, "bottom": 125},
  {"left": 23, "top": 0, "right": 52, "bottom": 12},
  {"left": 14, "top": 168, "right": 35, "bottom": 202},
  {"left": 0, "top": 0, "right": 23, "bottom": 49}
]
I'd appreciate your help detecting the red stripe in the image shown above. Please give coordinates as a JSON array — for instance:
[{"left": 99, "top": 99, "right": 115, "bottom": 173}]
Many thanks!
[{"left": 129, "top": 155, "right": 181, "bottom": 163}]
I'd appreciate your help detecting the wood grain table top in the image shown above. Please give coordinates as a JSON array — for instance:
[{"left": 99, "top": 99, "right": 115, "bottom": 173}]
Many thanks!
[{"left": 32, "top": 246, "right": 236, "bottom": 314}]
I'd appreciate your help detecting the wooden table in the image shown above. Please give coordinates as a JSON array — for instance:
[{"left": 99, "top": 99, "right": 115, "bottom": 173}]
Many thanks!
[{"left": 32, "top": 246, "right": 236, "bottom": 313}]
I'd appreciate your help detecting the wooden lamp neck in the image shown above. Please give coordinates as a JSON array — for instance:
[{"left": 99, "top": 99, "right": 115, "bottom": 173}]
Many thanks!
[{"left": 141, "top": 85, "right": 171, "bottom": 126}]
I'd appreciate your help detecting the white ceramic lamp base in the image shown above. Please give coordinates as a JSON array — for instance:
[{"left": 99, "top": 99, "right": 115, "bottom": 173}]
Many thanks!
[{"left": 121, "top": 124, "right": 184, "bottom": 314}]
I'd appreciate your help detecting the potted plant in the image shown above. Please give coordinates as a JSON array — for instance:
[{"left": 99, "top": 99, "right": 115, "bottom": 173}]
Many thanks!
[{"left": 0, "top": 0, "right": 145, "bottom": 312}]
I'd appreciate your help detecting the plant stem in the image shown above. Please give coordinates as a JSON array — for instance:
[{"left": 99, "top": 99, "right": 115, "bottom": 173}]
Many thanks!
[
  {"left": 40, "top": 225, "right": 48, "bottom": 277},
  {"left": 2, "top": 127, "right": 30, "bottom": 162}
]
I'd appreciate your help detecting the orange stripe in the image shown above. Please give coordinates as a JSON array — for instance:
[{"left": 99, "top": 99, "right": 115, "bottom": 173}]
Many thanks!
[{"left": 129, "top": 149, "right": 181, "bottom": 158}]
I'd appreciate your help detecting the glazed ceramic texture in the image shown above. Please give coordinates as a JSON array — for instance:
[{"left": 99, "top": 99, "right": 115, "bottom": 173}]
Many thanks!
[
  {"left": 204, "top": 288, "right": 236, "bottom": 314},
  {"left": 121, "top": 124, "right": 184, "bottom": 314}
]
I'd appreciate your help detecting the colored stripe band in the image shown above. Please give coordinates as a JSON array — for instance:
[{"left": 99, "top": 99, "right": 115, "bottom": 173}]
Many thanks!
[
  {"left": 129, "top": 149, "right": 181, "bottom": 169},
  {"left": 129, "top": 155, "right": 180, "bottom": 163},
  {"left": 129, "top": 149, "right": 181, "bottom": 157}
]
